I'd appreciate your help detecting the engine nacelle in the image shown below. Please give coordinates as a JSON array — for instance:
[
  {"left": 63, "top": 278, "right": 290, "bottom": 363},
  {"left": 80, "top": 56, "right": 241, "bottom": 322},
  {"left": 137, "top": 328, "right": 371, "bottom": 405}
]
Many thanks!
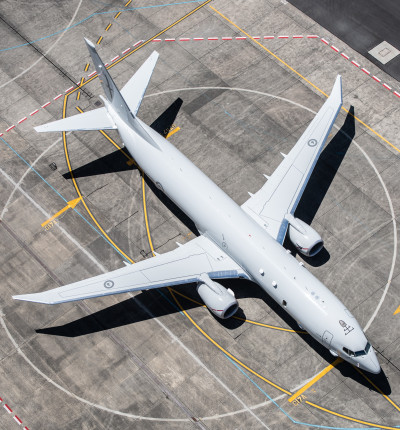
[
  {"left": 286, "top": 214, "right": 323, "bottom": 257},
  {"left": 197, "top": 273, "right": 238, "bottom": 319}
]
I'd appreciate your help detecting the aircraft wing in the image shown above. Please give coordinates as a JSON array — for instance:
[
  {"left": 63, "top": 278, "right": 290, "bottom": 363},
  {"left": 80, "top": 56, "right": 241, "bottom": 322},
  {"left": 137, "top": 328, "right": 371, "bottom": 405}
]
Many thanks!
[
  {"left": 13, "top": 236, "right": 246, "bottom": 304},
  {"left": 241, "top": 76, "right": 343, "bottom": 243},
  {"left": 34, "top": 107, "right": 116, "bottom": 132}
]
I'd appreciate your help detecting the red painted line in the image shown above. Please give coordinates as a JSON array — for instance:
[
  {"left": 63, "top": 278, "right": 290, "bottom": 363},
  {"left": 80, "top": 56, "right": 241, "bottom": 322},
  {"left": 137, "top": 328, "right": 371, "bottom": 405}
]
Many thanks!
[
  {"left": 152, "top": 38, "right": 162, "bottom": 42},
  {"left": 122, "top": 47, "right": 131, "bottom": 54},
  {"left": 222, "top": 37, "right": 232, "bottom": 40},
  {"left": 236, "top": 36, "right": 247, "bottom": 40},
  {"left": 111, "top": 55, "right": 120, "bottom": 62},
  {"left": 321, "top": 38, "right": 329, "bottom": 45},
  {"left": 351, "top": 60, "right": 360, "bottom": 67},
  {"left": 264, "top": 36, "right": 274, "bottom": 39},
  {"left": 361, "top": 68, "right": 370, "bottom": 75},
  {"left": 179, "top": 38, "right": 190, "bottom": 41},
  {"left": 18, "top": 117, "right": 27, "bottom": 124},
  {"left": 41, "top": 101, "right": 51, "bottom": 108},
  {"left": 394, "top": 91, "right": 400, "bottom": 98},
  {"left": 14, "top": 415, "right": 22, "bottom": 424},
  {"left": 65, "top": 86, "right": 74, "bottom": 93},
  {"left": 193, "top": 37, "right": 204, "bottom": 41},
  {"left": 252, "top": 36, "right": 260, "bottom": 39},
  {"left": 208, "top": 37, "right": 218, "bottom": 40},
  {"left": 0, "top": 397, "right": 3, "bottom": 402},
  {"left": 6, "top": 125, "right": 15, "bottom": 132},
  {"left": 24, "top": 427, "right": 29, "bottom": 430},
  {"left": 383, "top": 83, "right": 392, "bottom": 90},
  {"left": 372, "top": 75, "right": 381, "bottom": 82},
  {"left": 0, "top": 133, "right": 3, "bottom": 137},
  {"left": 4, "top": 404, "right": 12, "bottom": 413},
  {"left": 331, "top": 45, "right": 339, "bottom": 52},
  {"left": 278, "top": 35, "right": 289, "bottom": 39},
  {"left": 293, "top": 35, "right": 304, "bottom": 38},
  {"left": 341, "top": 53, "right": 349, "bottom": 59},
  {"left": 307, "top": 35, "right": 319, "bottom": 38},
  {"left": 88, "top": 71, "right": 96, "bottom": 77},
  {"left": 164, "top": 38, "right": 175, "bottom": 42},
  {"left": 133, "top": 40, "right": 143, "bottom": 47},
  {"left": 104, "top": 63, "right": 109, "bottom": 67},
  {"left": 53, "top": 94, "right": 63, "bottom": 101}
]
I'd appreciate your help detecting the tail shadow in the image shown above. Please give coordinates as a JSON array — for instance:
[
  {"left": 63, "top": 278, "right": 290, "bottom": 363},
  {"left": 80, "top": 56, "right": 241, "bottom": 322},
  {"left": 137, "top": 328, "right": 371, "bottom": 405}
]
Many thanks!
[{"left": 62, "top": 98, "right": 183, "bottom": 179}]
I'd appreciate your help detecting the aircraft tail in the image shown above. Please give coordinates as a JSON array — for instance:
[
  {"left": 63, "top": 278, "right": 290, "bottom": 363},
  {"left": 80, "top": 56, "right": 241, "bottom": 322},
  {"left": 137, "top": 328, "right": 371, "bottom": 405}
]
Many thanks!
[{"left": 35, "top": 39, "right": 159, "bottom": 134}]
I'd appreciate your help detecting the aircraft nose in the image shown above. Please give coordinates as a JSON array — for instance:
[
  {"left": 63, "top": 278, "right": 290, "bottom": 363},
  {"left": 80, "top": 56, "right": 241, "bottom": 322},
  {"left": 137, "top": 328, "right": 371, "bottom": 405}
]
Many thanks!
[{"left": 365, "top": 348, "right": 381, "bottom": 374}]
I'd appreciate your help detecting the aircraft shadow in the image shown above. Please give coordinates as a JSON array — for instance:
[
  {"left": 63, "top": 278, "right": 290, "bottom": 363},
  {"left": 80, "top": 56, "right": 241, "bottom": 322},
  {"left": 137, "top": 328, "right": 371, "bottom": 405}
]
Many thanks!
[
  {"left": 62, "top": 98, "right": 183, "bottom": 180},
  {"left": 284, "top": 105, "right": 356, "bottom": 267}
]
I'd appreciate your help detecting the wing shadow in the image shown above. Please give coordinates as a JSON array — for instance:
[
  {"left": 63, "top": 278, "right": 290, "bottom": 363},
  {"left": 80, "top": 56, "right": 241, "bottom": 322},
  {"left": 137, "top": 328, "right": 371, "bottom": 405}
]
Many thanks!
[{"left": 62, "top": 98, "right": 183, "bottom": 180}]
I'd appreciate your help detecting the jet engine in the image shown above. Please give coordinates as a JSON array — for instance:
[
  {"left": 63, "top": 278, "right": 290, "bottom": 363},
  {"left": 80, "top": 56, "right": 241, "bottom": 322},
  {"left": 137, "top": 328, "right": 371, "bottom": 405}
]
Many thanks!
[
  {"left": 197, "top": 273, "right": 238, "bottom": 319},
  {"left": 286, "top": 214, "right": 323, "bottom": 257}
]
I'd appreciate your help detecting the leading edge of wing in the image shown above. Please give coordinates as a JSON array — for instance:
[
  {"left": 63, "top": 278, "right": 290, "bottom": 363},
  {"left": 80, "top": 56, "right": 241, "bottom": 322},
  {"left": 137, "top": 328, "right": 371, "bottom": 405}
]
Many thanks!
[{"left": 13, "top": 236, "right": 246, "bottom": 304}]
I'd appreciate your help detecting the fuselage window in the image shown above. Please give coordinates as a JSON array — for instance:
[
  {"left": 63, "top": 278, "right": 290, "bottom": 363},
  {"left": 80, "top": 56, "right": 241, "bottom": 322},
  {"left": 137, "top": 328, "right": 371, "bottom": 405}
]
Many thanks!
[
  {"left": 354, "top": 342, "right": 371, "bottom": 357},
  {"left": 342, "top": 347, "right": 355, "bottom": 357}
]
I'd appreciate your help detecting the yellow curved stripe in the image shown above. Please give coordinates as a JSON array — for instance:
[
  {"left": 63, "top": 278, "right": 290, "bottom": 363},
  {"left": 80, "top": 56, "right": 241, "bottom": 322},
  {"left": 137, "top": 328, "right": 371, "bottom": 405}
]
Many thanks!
[{"left": 142, "top": 173, "right": 155, "bottom": 256}]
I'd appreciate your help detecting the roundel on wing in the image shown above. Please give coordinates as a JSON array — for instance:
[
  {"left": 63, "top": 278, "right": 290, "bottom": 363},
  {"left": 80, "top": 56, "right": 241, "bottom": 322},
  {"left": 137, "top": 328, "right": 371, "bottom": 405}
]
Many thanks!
[{"left": 104, "top": 280, "right": 115, "bottom": 289}]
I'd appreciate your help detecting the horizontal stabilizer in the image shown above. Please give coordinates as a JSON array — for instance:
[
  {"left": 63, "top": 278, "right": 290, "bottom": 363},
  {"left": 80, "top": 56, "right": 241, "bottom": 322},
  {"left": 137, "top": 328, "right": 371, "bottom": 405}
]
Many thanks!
[
  {"left": 121, "top": 51, "right": 159, "bottom": 116},
  {"left": 35, "top": 107, "right": 116, "bottom": 132}
]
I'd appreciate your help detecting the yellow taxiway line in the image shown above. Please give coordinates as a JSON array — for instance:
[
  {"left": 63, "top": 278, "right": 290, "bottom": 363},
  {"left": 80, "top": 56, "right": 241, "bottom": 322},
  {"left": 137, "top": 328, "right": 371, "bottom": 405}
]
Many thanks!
[
  {"left": 166, "top": 126, "right": 180, "bottom": 139},
  {"left": 288, "top": 357, "right": 342, "bottom": 402},
  {"left": 41, "top": 197, "right": 81, "bottom": 227},
  {"left": 209, "top": 6, "right": 400, "bottom": 155},
  {"left": 393, "top": 305, "right": 400, "bottom": 315}
]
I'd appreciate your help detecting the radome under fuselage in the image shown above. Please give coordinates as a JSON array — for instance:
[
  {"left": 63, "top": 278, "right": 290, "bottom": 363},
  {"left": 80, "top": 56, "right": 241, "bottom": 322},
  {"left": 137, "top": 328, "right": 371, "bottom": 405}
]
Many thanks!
[{"left": 106, "top": 100, "right": 380, "bottom": 374}]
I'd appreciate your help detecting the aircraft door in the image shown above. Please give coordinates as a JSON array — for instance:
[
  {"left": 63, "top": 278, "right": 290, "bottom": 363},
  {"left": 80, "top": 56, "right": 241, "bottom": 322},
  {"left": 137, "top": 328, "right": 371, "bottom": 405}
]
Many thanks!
[{"left": 322, "top": 330, "right": 333, "bottom": 347}]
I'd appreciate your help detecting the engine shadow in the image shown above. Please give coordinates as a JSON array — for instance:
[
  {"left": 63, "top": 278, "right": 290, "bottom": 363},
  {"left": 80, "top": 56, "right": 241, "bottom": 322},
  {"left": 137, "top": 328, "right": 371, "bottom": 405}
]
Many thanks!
[
  {"left": 286, "top": 105, "right": 356, "bottom": 266},
  {"left": 62, "top": 98, "right": 183, "bottom": 180}
]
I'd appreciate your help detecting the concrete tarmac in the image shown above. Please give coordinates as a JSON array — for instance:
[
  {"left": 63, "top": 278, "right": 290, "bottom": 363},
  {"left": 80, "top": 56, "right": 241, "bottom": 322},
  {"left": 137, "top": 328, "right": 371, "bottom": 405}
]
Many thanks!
[{"left": 0, "top": 0, "right": 399, "bottom": 429}]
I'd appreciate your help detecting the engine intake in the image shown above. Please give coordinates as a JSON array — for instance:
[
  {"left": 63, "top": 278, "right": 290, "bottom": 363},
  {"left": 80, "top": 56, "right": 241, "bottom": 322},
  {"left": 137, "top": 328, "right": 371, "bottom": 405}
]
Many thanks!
[
  {"left": 286, "top": 214, "right": 323, "bottom": 257},
  {"left": 197, "top": 273, "right": 238, "bottom": 319}
]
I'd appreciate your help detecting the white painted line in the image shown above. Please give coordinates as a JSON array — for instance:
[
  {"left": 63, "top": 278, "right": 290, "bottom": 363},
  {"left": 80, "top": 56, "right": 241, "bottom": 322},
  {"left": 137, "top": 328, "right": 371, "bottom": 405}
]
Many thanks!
[
  {"left": 164, "top": 39, "right": 175, "bottom": 42},
  {"left": 14, "top": 415, "right": 22, "bottom": 425},
  {"left": 393, "top": 90, "right": 400, "bottom": 97},
  {"left": 53, "top": 94, "right": 63, "bottom": 101},
  {"left": 179, "top": 38, "right": 190, "bottom": 41},
  {"left": 264, "top": 36, "right": 274, "bottom": 39},
  {"left": 372, "top": 75, "right": 381, "bottom": 82},
  {"left": 41, "top": 101, "right": 51, "bottom": 108},
  {"left": 111, "top": 55, "right": 120, "bottom": 62},
  {"left": 321, "top": 38, "right": 329, "bottom": 44},
  {"left": 331, "top": 45, "right": 339, "bottom": 52},
  {"left": 193, "top": 37, "right": 204, "bottom": 41},
  {"left": 18, "top": 117, "right": 27, "bottom": 124},
  {"left": 4, "top": 404, "right": 12, "bottom": 413},
  {"left": 351, "top": 60, "right": 360, "bottom": 67},
  {"left": 222, "top": 37, "right": 232, "bottom": 40},
  {"left": 383, "top": 83, "right": 392, "bottom": 90},
  {"left": 122, "top": 47, "right": 131, "bottom": 54},
  {"left": 65, "top": 86, "right": 74, "bottom": 93},
  {"left": 133, "top": 40, "right": 143, "bottom": 47},
  {"left": 293, "top": 35, "right": 304, "bottom": 38},
  {"left": 341, "top": 53, "right": 349, "bottom": 59},
  {"left": 361, "top": 68, "right": 370, "bottom": 75},
  {"left": 278, "top": 35, "right": 289, "bottom": 39},
  {"left": 307, "top": 35, "right": 319, "bottom": 38},
  {"left": 104, "top": 63, "right": 109, "bottom": 67},
  {"left": 88, "top": 71, "right": 96, "bottom": 77},
  {"left": 152, "top": 38, "right": 162, "bottom": 42},
  {"left": 0, "top": 133, "right": 3, "bottom": 137},
  {"left": 208, "top": 37, "right": 218, "bottom": 40},
  {"left": 6, "top": 125, "right": 15, "bottom": 132},
  {"left": 252, "top": 36, "right": 260, "bottom": 39},
  {"left": 236, "top": 36, "right": 247, "bottom": 40}
]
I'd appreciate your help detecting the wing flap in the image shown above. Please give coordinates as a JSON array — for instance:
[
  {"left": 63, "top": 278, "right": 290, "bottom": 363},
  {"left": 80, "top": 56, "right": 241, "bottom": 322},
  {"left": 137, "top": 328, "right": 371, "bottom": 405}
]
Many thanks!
[
  {"left": 13, "top": 236, "right": 245, "bottom": 304},
  {"left": 242, "top": 75, "right": 343, "bottom": 242},
  {"left": 34, "top": 107, "right": 116, "bottom": 132}
]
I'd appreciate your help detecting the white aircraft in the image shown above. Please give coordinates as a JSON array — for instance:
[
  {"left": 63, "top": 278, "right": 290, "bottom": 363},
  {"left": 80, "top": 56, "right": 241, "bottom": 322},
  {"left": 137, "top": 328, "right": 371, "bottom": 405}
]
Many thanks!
[{"left": 14, "top": 39, "right": 380, "bottom": 374}]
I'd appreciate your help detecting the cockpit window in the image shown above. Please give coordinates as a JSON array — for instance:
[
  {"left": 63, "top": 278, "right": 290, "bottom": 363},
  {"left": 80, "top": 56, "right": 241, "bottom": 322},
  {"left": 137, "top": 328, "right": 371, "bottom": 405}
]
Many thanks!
[{"left": 343, "top": 342, "right": 371, "bottom": 358}]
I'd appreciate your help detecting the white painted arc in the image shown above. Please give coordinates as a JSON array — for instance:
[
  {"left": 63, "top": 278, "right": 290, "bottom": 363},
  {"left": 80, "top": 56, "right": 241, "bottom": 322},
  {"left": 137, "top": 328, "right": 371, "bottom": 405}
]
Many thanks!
[{"left": 0, "top": 87, "right": 394, "bottom": 422}]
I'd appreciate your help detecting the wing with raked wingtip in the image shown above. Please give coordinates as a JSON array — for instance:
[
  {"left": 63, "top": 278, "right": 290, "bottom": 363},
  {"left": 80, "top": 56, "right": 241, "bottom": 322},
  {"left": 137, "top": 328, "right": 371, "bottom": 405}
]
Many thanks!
[
  {"left": 241, "top": 75, "right": 343, "bottom": 244},
  {"left": 13, "top": 236, "right": 247, "bottom": 304}
]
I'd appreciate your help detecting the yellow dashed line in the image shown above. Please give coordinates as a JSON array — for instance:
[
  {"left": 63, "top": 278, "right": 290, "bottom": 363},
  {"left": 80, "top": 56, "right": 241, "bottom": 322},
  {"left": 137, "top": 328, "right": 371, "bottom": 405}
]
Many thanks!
[
  {"left": 142, "top": 174, "right": 155, "bottom": 256},
  {"left": 124, "top": 0, "right": 132, "bottom": 6},
  {"left": 76, "top": 91, "right": 81, "bottom": 101},
  {"left": 209, "top": 5, "right": 400, "bottom": 155},
  {"left": 96, "top": 35, "right": 103, "bottom": 45},
  {"left": 115, "top": 11, "right": 122, "bottom": 19},
  {"left": 166, "top": 126, "right": 180, "bottom": 138},
  {"left": 105, "top": 23, "right": 112, "bottom": 32},
  {"left": 84, "top": 63, "right": 90, "bottom": 72}
]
